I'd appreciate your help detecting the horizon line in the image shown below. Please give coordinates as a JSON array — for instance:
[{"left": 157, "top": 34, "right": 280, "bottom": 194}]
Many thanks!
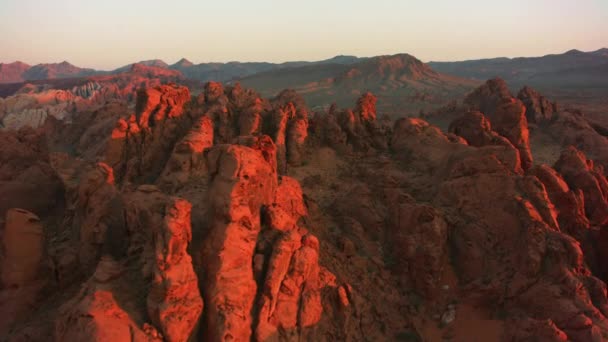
[{"left": 1, "top": 46, "right": 606, "bottom": 72}]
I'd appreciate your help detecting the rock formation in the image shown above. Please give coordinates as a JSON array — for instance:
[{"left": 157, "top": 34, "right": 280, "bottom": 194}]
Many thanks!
[
  {"left": 147, "top": 198, "right": 203, "bottom": 342},
  {"left": 0, "top": 127, "right": 64, "bottom": 217},
  {"left": 55, "top": 257, "right": 162, "bottom": 342},
  {"left": 517, "top": 86, "right": 558, "bottom": 124},
  {"left": 554, "top": 146, "right": 608, "bottom": 225},
  {"left": 448, "top": 110, "right": 514, "bottom": 148},
  {"left": 106, "top": 84, "right": 192, "bottom": 183},
  {"left": 158, "top": 115, "right": 214, "bottom": 191},
  {"left": 0, "top": 209, "right": 49, "bottom": 334},
  {"left": 3, "top": 79, "right": 608, "bottom": 341},
  {"left": 73, "top": 163, "right": 124, "bottom": 272},
  {"left": 202, "top": 138, "right": 279, "bottom": 341},
  {"left": 464, "top": 78, "right": 533, "bottom": 170}
]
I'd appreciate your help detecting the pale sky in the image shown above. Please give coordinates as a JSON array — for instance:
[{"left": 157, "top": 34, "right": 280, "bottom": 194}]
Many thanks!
[{"left": 0, "top": 0, "right": 606, "bottom": 70}]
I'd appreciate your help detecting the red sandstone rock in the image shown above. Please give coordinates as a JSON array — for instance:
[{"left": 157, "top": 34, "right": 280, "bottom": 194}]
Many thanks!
[
  {"left": 203, "top": 82, "right": 224, "bottom": 104},
  {"left": 356, "top": 91, "right": 377, "bottom": 122},
  {"left": 265, "top": 176, "right": 308, "bottom": 232},
  {"left": 0, "top": 208, "right": 49, "bottom": 334},
  {"left": 147, "top": 198, "right": 203, "bottom": 342},
  {"left": 448, "top": 110, "right": 514, "bottom": 148},
  {"left": 105, "top": 84, "right": 193, "bottom": 183},
  {"left": 517, "top": 86, "right": 558, "bottom": 124},
  {"left": 56, "top": 258, "right": 162, "bottom": 342},
  {"left": 464, "top": 78, "right": 533, "bottom": 170},
  {"left": 386, "top": 201, "right": 448, "bottom": 298},
  {"left": 135, "top": 84, "right": 190, "bottom": 129},
  {"left": 5, "top": 80, "right": 608, "bottom": 341},
  {"left": 554, "top": 146, "right": 608, "bottom": 225},
  {"left": 270, "top": 90, "right": 310, "bottom": 170},
  {"left": 529, "top": 164, "right": 590, "bottom": 236},
  {"left": 256, "top": 233, "right": 324, "bottom": 340},
  {"left": 74, "top": 162, "right": 124, "bottom": 272},
  {"left": 0, "top": 127, "right": 64, "bottom": 217},
  {"left": 202, "top": 140, "right": 279, "bottom": 341},
  {"left": 158, "top": 115, "right": 214, "bottom": 191}
]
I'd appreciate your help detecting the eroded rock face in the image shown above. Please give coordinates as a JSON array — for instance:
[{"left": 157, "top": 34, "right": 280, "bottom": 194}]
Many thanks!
[
  {"left": 554, "top": 146, "right": 608, "bottom": 225},
  {"left": 256, "top": 232, "right": 326, "bottom": 341},
  {"left": 1, "top": 68, "right": 184, "bottom": 130},
  {"left": 8, "top": 80, "right": 608, "bottom": 341},
  {"left": 433, "top": 137, "right": 608, "bottom": 340},
  {"left": 517, "top": 86, "right": 557, "bottom": 124},
  {"left": 158, "top": 115, "right": 214, "bottom": 191},
  {"left": 147, "top": 198, "right": 203, "bottom": 342},
  {"left": 265, "top": 176, "right": 307, "bottom": 232},
  {"left": 386, "top": 200, "right": 448, "bottom": 298},
  {"left": 106, "top": 84, "right": 192, "bottom": 183},
  {"left": 74, "top": 163, "right": 125, "bottom": 273},
  {"left": 200, "top": 136, "right": 342, "bottom": 341},
  {"left": 270, "top": 90, "right": 310, "bottom": 171},
  {"left": 514, "top": 85, "right": 608, "bottom": 168},
  {"left": 529, "top": 164, "right": 589, "bottom": 237},
  {"left": 0, "top": 209, "right": 49, "bottom": 334},
  {"left": 310, "top": 92, "right": 390, "bottom": 154},
  {"left": 464, "top": 78, "right": 533, "bottom": 170},
  {"left": 448, "top": 110, "right": 514, "bottom": 148},
  {"left": 0, "top": 127, "right": 64, "bottom": 217},
  {"left": 202, "top": 139, "right": 279, "bottom": 341},
  {"left": 56, "top": 258, "right": 162, "bottom": 342}
]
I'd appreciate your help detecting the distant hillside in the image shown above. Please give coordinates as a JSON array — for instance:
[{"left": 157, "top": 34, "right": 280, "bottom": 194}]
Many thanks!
[
  {"left": 169, "top": 55, "right": 362, "bottom": 83},
  {"left": 0, "top": 61, "right": 97, "bottom": 83},
  {"left": 0, "top": 55, "right": 361, "bottom": 84},
  {"left": 0, "top": 62, "right": 30, "bottom": 83},
  {"left": 112, "top": 59, "right": 171, "bottom": 74},
  {"left": 428, "top": 48, "right": 608, "bottom": 88},
  {"left": 240, "top": 53, "right": 478, "bottom": 116}
]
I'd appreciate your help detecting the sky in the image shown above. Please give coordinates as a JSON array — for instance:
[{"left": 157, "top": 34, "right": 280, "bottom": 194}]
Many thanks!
[{"left": 0, "top": 0, "right": 606, "bottom": 70}]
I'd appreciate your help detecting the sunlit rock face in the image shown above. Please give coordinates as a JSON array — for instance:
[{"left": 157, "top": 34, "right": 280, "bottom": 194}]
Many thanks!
[{"left": 4, "top": 78, "right": 608, "bottom": 342}]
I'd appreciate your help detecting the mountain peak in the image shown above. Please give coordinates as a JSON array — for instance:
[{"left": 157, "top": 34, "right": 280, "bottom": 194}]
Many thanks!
[
  {"left": 137, "top": 59, "right": 169, "bottom": 68},
  {"left": 172, "top": 58, "right": 194, "bottom": 68},
  {"left": 564, "top": 49, "right": 584, "bottom": 55},
  {"left": 591, "top": 48, "right": 608, "bottom": 57}
]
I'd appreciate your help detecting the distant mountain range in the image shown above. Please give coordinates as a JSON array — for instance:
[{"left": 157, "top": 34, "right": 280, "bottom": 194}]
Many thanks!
[
  {"left": 239, "top": 53, "right": 478, "bottom": 115},
  {"left": 0, "top": 55, "right": 362, "bottom": 84},
  {"left": 428, "top": 48, "right": 608, "bottom": 88},
  {"left": 1, "top": 48, "right": 606, "bottom": 117},
  {"left": 2, "top": 48, "right": 606, "bottom": 90}
]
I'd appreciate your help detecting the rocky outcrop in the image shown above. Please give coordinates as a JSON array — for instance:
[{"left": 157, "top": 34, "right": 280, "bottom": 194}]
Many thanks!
[
  {"left": 0, "top": 68, "right": 181, "bottom": 130},
  {"left": 202, "top": 138, "right": 279, "bottom": 341},
  {"left": 517, "top": 86, "right": 558, "bottom": 124},
  {"left": 464, "top": 78, "right": 533, "bottom": 170},
  {"left": 312, "top": 92, "right": 390, "bottom": 153},
  {"left": 386, "top": 199, "right": 448, "bottom": 298},
  {"left": 270, "top": 90, "right": 310, "bottom": 172},
  {"left": 73, "top": 163, "right": 125, "bottom": 273},
  {"left": 554, "top": 146, "right": 608, "bottom": 225},
  {"left": 448, "top": 110, "right": 514, "bottom": 148},
  {"left": 0, "top": 209, "right": 49, "bottom": 334},
  {"left": 529, "top": 164, "right": 589, "bottom": 236},
  {"left": 158, "top": 115, "right": 214, "bottom": 191},
  {"left": 264, "top": 176, "right": 307, "bottom": 232},
  {"left": 147, "top": 198, "right": 203, "bottom": 342},
  {"left": 7, "top": 80, "right": 608, "bottom": 341},
  {"left": 55, "top": 258, "right": 162, "bottom": 342},
  {"left": 201, "top": 136, "right": 341, "bottom": 341},
  {"left": 0, "top": 127, "right": 64, "bottom": 217},
  {"left": 106, "top": 84, "right": 193, "bottom": 183},
  {"left": 255, "top": 231, "right": 327, "bottom": 341},
  {"left": 430, "top": 132, "right": 608, "bottom": 340}
]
